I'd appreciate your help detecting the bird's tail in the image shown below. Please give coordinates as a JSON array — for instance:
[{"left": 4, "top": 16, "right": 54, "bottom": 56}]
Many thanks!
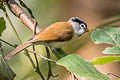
[{"left": 5, "top": 42, "right": 32, "bottom": 60}]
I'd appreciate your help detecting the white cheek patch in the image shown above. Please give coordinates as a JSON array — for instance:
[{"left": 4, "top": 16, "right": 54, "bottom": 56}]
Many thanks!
[
  {"left": 78, "top": 28, "right": 85, "bottom": 36},
  {"left": 69, "top": 20, "right": 86, "bottom": 36},
  {"left": 71, "top": 22, "right": 80, "bottom": 32}
]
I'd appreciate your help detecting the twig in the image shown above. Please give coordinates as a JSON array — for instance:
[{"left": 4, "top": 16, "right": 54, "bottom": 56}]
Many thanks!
[
  {"left": 3, "top": 2, "right": 36, "bottom": 72},
  {"left": 28, "top": 50, "right": 56, "bottom": 63},
  {"left": 45, "top": 46, "right": 58, "bottom": 80},
  {"left": 107, "top": 72, "right": 120, "bottom": 78},
  {"left": 3, "top": 8, "right": 22, "bottom": 44},
  {"left": 0, "top": 41, "right": 5, "bottom": 57},
  {"left": 24, "top": 49, "right": 36, "bottom": 69},
  {"left": 70, "top": 72, "right": 78, "bottom": 80},
  {"left": 18, "top": 0, "right": 35, "bottom": 18},
  {"left": 4, "top": 0, "right": 45, "bottom": 79},
  {"left": 32, "top": 45, "right": 45, "bottom": 80},
  {"left": 71, "top": 72, "right": 75, "bottom": 80},
  {"left": 30, "top": 7, "right": 45, "bottom": 79},
  {"left": 5, "top": 0, "right": 41, "bottom": 33},
  {"left": 0, "top": 39, "right": 17, "bottom": 48}
]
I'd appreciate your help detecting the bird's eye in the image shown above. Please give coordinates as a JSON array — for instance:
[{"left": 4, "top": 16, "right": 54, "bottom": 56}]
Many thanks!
[{"left": 80, "top": 23, "right": 86, "bottom": 28}]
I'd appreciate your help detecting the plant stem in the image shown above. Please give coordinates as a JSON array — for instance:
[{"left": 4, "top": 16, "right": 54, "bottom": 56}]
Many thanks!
[
  {"left": 4, "top": 2, "right": 45, "bottom": 79},
  {"left": 107, "top": 73, "right": 120, "bottom": 78},
  {"left": 46, "top": 46, "right": 58, "bottom": 80},
  {"left": 0, "top": 41, "right": 5, "bottom": 57},
  {"left": 0, "top": 39, "right": 16, "bottom": 48},
  {"left": 32, "top": 45, "right": 45, "bottom": 80},
  {"left": 31, "top": 20, "right": 45, "bottom": 80},
  {"left": 28, "top": 50, "right": 56, "bottom": 62},
  {"left": 3, "top": 11, "right": 22, "bottom": 44},
  {"left": 24, "top": 49, "right": 36, "bottom": 69},
  {"left": 3, "top": 9, "right": 36, "bottom": 69}
]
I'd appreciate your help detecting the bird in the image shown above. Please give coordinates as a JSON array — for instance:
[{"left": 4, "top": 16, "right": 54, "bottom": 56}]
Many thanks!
[{"left": 5, "top": 17, "right": 89, "bottom": 60}]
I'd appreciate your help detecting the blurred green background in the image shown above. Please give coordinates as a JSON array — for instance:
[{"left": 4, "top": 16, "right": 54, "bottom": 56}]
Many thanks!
[{"left": 1, "top": 0, "right": 120, "bottom": 80}]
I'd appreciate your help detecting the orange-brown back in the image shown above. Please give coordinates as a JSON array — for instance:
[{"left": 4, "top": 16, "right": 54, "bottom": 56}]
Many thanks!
[{"left": 32, "top": 22, "right": 73, "bottom": 42}]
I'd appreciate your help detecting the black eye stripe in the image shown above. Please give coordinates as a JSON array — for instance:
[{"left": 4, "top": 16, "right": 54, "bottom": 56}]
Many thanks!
[
  {"left": 71, "top": 18, "right": 85, "bottom": 24},
  {"left": 71, "top": 17, "right": 87, "bottom": 28},
  {"left": 72, "top": 18, "right": 81, "bottom": 23}
]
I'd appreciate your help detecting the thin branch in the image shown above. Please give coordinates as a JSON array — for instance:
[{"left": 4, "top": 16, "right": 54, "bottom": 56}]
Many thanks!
[
  {"left": 70, "top": 72, "right": 78, "bottom": 80},
  {"left": 0, "top": 41, "right": 5, "bottom": 57},
  {"left": 45, "top": 46, "right": 58, "bottom": 80},
  {"left": 4, "top": 0, "right": 45, "bottom": 79},
  {"left": 32, "top": 45, "right": 45, "bottom": 80},
  {"left": 18, "top": 0, "right": 35, "bottom": 18},
  {"left": 3, "top": 9, "right": 22, "bottom": 44},
  {"left": 24, "top": 49, "right": 36, "bottom": 69},
  {"left": 3, "top": 4, "right": 36, "bottom": 70},
  {"left": 32, "top": 46, "right": 39, "bottom": 66},
  {"left": 107, "top": 73, "right": 120, "bottom": 78},
  {"left": 0, "top": 39, "right": 17, "bottom": 48},
  {"left": 30, "top": 10, "right": 45, "bottom": 79},
  {"left": 28, "top": 50, "right": 56, "bottom": 63},
  {"left": 5, "top": 0, "right": 41, "bottom": 33}
]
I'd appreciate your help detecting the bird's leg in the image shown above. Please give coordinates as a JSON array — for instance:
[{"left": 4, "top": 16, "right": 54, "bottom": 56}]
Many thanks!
[
  {"left": 50, "top": 48, "right": 60, "bottom": 59},
  {"left": 51, "top": 48, "right": 67, "bottom": 59},
  {"left": 45, "top": 46, "right": 59, "bottom": 80}
]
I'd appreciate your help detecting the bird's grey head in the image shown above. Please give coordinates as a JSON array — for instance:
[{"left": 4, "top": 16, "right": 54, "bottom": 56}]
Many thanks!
[{"left": 69, "top": 17, "right": 88, "bottom": 36}]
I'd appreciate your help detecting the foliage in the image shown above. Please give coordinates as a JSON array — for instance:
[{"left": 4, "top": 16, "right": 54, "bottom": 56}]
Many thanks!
[
  {"left": 91, "top": 26, "right": 120, "bottom": 79},
  {"left": 91, "top": 27, "right": 120, "bottom": 54},
  {"left": 0, "top": 17, "right": 6, "bottom": 37},
  {"left": 0, "top": 55, "right": 16, "bottom": 80},
  {"left": 92, "top": 56, "right": 120, "bottom": 65},
  {"left": 56, "top": 54, "right": 110, "bottom": 80},
  {"left": 0, "top": 0, "right": 117, "bottom": 80},
  {"left": 91, "top": 27, "right": 120, "bottom": 64}
]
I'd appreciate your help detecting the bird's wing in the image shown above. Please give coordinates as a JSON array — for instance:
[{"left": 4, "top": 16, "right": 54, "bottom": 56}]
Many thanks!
[
  {"left": 32, "top": 22, "right": 73, "bottom": 42},
  {"left": 5, "top": 42, "right": 32, "bottom": 60}
]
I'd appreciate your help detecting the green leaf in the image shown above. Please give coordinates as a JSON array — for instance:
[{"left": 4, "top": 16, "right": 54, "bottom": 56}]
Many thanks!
[
  {"left": 91, "top": 27, "right": 120, "bottom": 45},
  {"left": 56, "top": 54, "right": 110, "bottom": 80},
  {"left": 92, "top": 56, "right": 120, "bottom": 65},
  {"left": 0, "top": 55, "right": 16, "bottom": 80},
  {"left": 91, "top": 26, "right": 120, "bottom": 54},
  {"left": 103, "top": 46, "right": 120, "bottom": 54},
  {"left": 0, "top": 17, "right": 6, "bottom": 37}
]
